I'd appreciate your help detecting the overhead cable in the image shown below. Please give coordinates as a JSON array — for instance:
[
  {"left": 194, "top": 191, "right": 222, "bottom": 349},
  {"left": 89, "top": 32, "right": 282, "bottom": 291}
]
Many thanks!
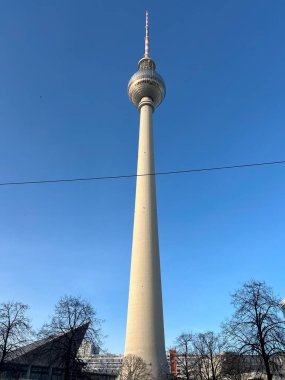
[{"left": 0, "top": 159, "right": 284, "bottom": 187}]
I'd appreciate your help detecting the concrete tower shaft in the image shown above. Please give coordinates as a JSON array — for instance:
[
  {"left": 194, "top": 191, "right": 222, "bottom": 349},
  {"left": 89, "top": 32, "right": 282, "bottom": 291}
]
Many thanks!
[
  {"left": 125, "top": 97, "right": 166, "bottom": 376},
  {"left": 125, "top": 11, "right": 167, "bottom": 380}
]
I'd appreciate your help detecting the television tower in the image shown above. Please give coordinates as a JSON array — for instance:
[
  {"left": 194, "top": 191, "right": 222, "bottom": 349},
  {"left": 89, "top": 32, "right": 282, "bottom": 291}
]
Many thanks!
[{"left": 124, "top": 10, "right": 167, "bottom": 380}]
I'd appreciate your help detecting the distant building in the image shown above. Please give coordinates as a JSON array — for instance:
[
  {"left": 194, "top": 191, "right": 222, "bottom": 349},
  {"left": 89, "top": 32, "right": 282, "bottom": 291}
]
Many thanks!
[
  {"left": 167, "top": 349, "right": 285, "bottom": 380},
  {"left": 79, "top": 350, "right": 123, "bottom": 376},
  {"left": 280, "top": 299, "right": 285, "bottom": 319},
  {"left": 78, "top": 341, "right": 100, "bottom": 357}
]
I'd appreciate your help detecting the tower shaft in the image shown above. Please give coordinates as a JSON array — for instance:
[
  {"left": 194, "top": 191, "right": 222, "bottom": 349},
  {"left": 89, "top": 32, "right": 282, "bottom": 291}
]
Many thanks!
[{"left": 125, "top": 97, "right": 166, "bottom": 379}]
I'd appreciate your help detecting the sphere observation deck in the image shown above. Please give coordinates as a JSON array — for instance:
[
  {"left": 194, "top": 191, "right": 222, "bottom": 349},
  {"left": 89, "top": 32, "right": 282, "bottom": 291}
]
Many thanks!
[{"left": 128, "top": 57, "right": 166, "bottom": 109}]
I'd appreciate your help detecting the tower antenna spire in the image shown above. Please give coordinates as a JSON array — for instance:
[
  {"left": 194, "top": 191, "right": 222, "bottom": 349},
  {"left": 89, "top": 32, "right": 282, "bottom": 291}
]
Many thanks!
[{"left": 144, "top": 10, "right": 149, "bottom": 57}]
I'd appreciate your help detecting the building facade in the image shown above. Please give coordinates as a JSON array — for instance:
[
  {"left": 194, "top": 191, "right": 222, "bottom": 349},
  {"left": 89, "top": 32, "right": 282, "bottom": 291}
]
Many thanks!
[{"left": 0, "top": 324, "right": 88, "bottom": 380}]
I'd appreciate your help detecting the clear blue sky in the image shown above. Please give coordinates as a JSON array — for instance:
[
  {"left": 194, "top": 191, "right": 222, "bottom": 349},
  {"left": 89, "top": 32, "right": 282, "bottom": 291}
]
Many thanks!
[{"left": 0, "top": 0, "right": 284, "bottom": 353}]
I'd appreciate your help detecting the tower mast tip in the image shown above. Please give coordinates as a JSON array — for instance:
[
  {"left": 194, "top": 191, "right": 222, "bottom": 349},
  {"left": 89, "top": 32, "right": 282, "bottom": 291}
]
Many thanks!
[{"left": 144, "top": 10, "right": 149, "bottom": 58}]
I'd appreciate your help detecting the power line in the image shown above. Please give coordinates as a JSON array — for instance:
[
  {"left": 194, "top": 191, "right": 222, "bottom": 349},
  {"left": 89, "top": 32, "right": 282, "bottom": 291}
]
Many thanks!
[{"left": 0, "top": 159, "right": 284, "bottom": 187}]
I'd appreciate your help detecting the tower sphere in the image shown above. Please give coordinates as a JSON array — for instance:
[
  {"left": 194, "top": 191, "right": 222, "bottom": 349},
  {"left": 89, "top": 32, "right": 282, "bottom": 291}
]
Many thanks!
[{"left": 128, "top": 57, "right": 166, "bottom": 109}]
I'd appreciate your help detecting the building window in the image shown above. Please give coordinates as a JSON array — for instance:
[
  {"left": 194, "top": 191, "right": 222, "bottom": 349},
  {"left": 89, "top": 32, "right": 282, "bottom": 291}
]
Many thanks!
[
  {"left": 52, "top": 368, "right": 63, "bottom": 380},
  {"left": 30, "top": 365, "right": 49, "bottom": 380}
]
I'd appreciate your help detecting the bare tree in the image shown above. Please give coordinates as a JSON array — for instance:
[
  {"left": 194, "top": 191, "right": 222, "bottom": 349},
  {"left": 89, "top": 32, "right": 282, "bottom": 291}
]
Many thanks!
[
  {"left": 39, "top": 295, "right": 102, "bottom": 380},
  {"left": 174, "top": 333, "right": 195, "bottom": 380},
  {"left": 193, "top": 331, "right": 225, "bottom": 380},
  {"left": 119, "top": 354, "right": 152, "bottom": 380},
  {"left": 0, "top": 301, "right": 32, "bottom": 371},
  {"left": 223, "top": 280, "right": 285, "bottom": 380},
  {"left": 173, "top": 331, "right": 225, "bottom": 380}
]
